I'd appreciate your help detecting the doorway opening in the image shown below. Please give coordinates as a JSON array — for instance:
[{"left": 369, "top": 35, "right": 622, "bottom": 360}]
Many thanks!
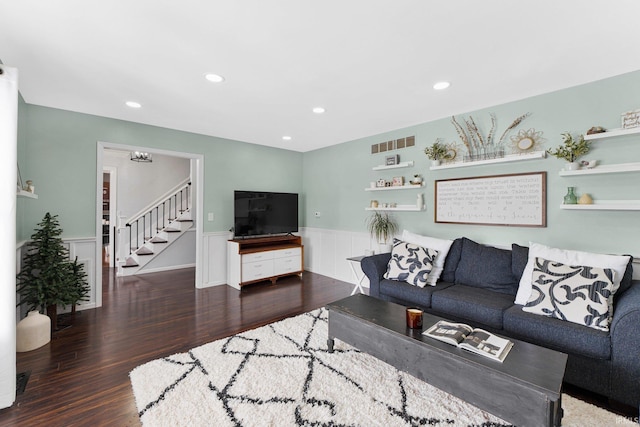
[{"left": 95, "top": 142, "right": 204, "bottom": 308}]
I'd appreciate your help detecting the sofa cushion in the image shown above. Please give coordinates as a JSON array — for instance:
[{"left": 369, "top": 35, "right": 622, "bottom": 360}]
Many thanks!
[
  {"left": 515, "top": 243, "right": 632, "bottom": 305},
  {"left": 441, "top": 238, "right": 463, "bottom": 283},
  {"left": 400, "top": 230, "right": 454, "bottom": 285},
  {"left": 430, "top": 284, "right": 515, "bottom": 329},
  {"left": 512, "top": 243, "right": 529, "bottom": 280},
  {"left": 523, "top": 257, "right": 616, "bottom": 331},
  {"left": 454, "top": 238, "right": 518, "bottom": 295},
  {"left": 503, "top": 305, "right": 611, "bottom": 360},
  {"left": 379, "top": 279, "right": 453, "bottom": 308},
  {"left": 617, "top": 254, "right": 634, "bottom": 298},
  {"left": 384, "top": 238, "right": 439, "bottom": 287}
]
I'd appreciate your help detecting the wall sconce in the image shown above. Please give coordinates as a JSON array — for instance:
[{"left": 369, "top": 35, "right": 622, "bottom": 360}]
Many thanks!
[{"left": 130, "top": 151, "right": 152, "bottom": 163}]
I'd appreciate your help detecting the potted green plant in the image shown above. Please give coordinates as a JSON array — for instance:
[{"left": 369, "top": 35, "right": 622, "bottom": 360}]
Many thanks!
[
  {"left": 66, "top": 256, "right": 90, "bottom": 315},
  {"left": 366, "top": 211, "right": 398, "bottom": 253},
  {"left": 547, "top": 132, "right": 590, "bottom": 170},
  {"left": 424, "top": 140, "right": 453, "bottom": 166},
  {"left": 17, "top": 212, "right": 89, "bottom": 332}
]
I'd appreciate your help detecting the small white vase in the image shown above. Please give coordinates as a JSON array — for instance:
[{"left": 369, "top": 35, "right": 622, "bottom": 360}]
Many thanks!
[
  {"left": 431, "top": 159, "right": 441, "bottom": 167},
  {"left": 16, "top": 310, "right": 51, "bottom": 352},
  {"left": 565, "top": 162, "right": 580, "bottom": 171}
]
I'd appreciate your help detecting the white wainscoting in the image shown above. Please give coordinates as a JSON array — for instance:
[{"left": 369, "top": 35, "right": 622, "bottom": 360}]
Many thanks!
[
  {"left": 299, "top": 227, "right": 374, "bottom": 288},
  {"left": 201, "top": 231, "right": 233, "bottom": 288}
]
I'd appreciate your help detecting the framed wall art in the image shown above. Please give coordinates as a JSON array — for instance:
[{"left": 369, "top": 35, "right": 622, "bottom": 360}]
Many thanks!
[{"left": 435, "top": 172, "right": 546, "bottom": 227}]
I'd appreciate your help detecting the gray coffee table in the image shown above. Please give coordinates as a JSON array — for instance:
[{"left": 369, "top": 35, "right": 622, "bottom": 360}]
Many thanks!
[{"left": 327, "top": 294, "right": 567, "bottom": 427}]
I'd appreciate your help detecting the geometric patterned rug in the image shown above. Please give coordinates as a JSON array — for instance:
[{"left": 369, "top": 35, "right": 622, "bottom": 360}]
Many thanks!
[{"left": 130, "top": 309, "right": 635, "bottom": 426}]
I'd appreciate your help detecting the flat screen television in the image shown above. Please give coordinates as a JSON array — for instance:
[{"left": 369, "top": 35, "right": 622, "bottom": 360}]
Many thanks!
[{"left": 234, "top": 191, "right": 299, "bottom": 237}]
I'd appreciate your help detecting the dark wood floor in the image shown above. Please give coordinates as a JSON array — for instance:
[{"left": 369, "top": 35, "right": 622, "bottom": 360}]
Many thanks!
[
  {"left": 1, "top": 268, "right": 354, "bottom": 426},
  {"left": 2, "top": 268, "right": 634, "bottom": 426}
]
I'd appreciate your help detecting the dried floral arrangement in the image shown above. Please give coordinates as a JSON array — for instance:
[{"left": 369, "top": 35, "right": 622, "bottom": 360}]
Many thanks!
[{"left": 451, "top": 113, "right": 530, "bottom": 161}]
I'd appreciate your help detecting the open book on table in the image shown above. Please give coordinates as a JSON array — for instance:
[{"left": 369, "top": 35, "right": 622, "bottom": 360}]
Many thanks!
[{"left": 423, "top": 320, "right": 514, "bottom": 362}]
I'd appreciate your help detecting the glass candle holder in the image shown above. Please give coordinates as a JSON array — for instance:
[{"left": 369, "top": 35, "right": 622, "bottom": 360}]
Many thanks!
[{"left": 406, "top": 307, "right": 423, "bottom": 329}]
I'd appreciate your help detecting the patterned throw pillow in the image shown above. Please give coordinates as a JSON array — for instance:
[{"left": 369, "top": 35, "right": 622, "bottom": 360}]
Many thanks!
[
  {"left": 523, "top": 257, "right": 616, "bottom": 331},
  {"left": 384, "top": 238, "right": 439, "bottom": 288}
]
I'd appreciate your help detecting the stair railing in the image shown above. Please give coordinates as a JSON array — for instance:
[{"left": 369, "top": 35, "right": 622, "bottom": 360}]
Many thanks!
[{"left": 124, "top": 182, "right": 191, "bottom": 258}]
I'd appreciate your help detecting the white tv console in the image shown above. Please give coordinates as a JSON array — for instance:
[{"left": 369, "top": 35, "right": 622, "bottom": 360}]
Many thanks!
[{"left": 226, "top": 235, "right": 304, "bottom": 290}]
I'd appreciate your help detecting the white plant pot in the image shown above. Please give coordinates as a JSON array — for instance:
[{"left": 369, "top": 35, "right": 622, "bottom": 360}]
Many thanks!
[
  {"left": 378, "top": 243, "right": 393, "bottom": 253},
  {"left": 16, "top": 310, "right": 51, "bottom": 352},
  {"left": 565, "top": 162, "right": 580, "bottom": 171},
  {"left": 431, "top": 159, "right": 441, "bottom": 167}
]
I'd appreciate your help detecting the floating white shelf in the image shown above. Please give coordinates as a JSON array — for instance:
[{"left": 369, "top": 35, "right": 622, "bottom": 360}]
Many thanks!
[
  {"left": 17, "top": 190, "right": 38, "bottom": 199},
  {"left": 365, "top": 183, "right": 424, "bottom": 191},
  {"left": 583, "top": 127, "right": 640, "bottom": 141},
  {"left": 365, "top": 205, "right": 424, "bottom": 212},
  {"left": 559, "top": 162, "right": 640, "bottom": 176},
  {"left": 372, "top": 161, "right": 414, "bottom": 171},
  {"left": 430, "top": 151, "right": 546, "bottom": 170},
  {"left": 560, "top": 200, "right": 640, "bottom": 211}
]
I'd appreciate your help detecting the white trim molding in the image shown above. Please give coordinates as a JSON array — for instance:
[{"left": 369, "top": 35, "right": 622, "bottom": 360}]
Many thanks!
[{"left": 202, "top": 231, "right": 233, "bottom": 288}]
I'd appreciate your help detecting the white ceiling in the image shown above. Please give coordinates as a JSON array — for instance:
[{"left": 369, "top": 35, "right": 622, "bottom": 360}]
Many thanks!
[{"left": 2, "top": 1, "right": 640, "bottom": 152}]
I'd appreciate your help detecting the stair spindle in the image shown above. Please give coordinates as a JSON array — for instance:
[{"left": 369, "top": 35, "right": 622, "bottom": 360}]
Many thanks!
[{"left": 126, "top": 223, "right": 132, "bottom": 255}]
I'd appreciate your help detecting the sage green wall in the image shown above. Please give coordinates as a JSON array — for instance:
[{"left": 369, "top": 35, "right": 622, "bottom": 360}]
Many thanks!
[
  {"left": 17, "top": 106, "right": 302, "bottom": 241},
  {"left": 302, "top": 70, "right": 640, "bottom": 256}
]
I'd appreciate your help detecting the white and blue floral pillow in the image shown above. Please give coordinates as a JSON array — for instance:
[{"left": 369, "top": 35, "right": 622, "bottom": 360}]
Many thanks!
[
  {"left": 384, "top": 238, "right": 439, "bottom": 288},
  {"left": 523, "top": 257, "right": 616, "bottom": 331}
]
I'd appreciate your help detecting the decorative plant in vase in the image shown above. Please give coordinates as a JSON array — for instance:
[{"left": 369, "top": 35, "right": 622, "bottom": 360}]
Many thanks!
[
  {"left": 17, "top": 212, "right": 90, "bottom": 333},
  {"left": 547, "top": 132, "right": 590, "bottom": 170},
  {"left": 424, "top": 140, "right": 454, "bottom": 166},
  {"left": 366, "top": 211, "right": 398, "bottom": 253}
]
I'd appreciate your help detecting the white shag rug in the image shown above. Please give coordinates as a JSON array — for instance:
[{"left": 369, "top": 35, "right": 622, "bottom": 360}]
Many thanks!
[{"left": 130, "top": 309, "right": 635, "bottom": 426}]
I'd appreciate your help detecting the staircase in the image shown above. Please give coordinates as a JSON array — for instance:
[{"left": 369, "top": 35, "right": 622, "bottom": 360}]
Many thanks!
[{"left": 118, "top": 182, "right": 193, "bottom": 276}]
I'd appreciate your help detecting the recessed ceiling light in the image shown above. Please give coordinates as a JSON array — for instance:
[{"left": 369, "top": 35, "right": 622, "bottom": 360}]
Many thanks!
[
  {"left": 126, "top": 101, "right": 142, "bottom": 108},
  {"left": 312, "top": 107, "right": 325, "bottom": 114},
  {"left": 282, "top": 136, "right": 292, "bottom": 141},
  {"left": 433, "top": 81, "right": 451, "bottom": 90},
  {"left": 205, "top": 73, "right": 225, "bottom": 83}
]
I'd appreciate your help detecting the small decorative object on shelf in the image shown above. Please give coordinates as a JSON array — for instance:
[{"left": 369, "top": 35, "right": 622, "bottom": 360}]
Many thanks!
[
  {"left": 424, "top": 139, "right": 455, "bottom": 166},
  {"left": 392, "top": 176, "right": 404, "bottom": 186},
  {"left": 510, "top": 128, "right": 545, "bottom": 153},
  {"left": 586, "top": 126, "right": 606, "bottom": 135},
  {"left": 370, "top": 200, "right": 379, "bottom": 208},
  {"left": 563, "top": 187, "right": 578, "bottom": 205},
  {"left": 580, "top": 160, "right": 598, "bottom": 169},
  {"left": 578, "top": 193, "right": 593, "bottom": 205},
  {"left": 547, "top": 132, "right": 590, "bottom": 171},
  {"left": 451, "top": 112, "right": 530, "bottom": 162},
  {"left": 24, "top": 179, "right": 34, "bottom": 193},
  {"left": 621, "top": 109, "right": 640, "bottom": 129},
  {"left": 376, "top": 179, "right": 386, "bottom": 188},
  {"left": 385, "top": 154, "right": 399, "bottom": 166},
  {"left": 416, "top": 193, "right": 424, "bottom": 210},
  {"left": 410, "top": 174, "right": 423, "bottom": 185}
]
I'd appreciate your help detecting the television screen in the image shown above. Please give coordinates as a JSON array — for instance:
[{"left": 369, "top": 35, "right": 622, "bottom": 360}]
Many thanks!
[{"left": 234, "top": 191, "right": 299, "bottom": 237}]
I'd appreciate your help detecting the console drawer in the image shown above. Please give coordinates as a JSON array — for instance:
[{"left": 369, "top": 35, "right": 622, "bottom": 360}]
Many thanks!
[
  {"left": 274, "top": 255, "right": 301, "bottom": 274},
  {"left": 241, "top": 261, "right": 274, "bottom": 281},
  {"left": 272, "top": 247, "right": 302, "bottom": 259},
  {"left": 242, "top": 251, "right": 275, "bottom": 264}
]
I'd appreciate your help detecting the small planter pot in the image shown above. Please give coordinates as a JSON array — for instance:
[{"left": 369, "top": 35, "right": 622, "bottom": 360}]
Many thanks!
[
  {"left": 431, "top": 160, "right": 441, "bottom": 167},
  {"left": 16, "top": 311, "right": 51, "bottom": 352},
  {"left": 565, "top": 162, "right": 580, "bottom": 171}
]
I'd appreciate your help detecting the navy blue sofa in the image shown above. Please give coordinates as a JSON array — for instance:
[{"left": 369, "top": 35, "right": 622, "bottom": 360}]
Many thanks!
[{"left": 361, "top": 237, "right": 640, "bottom": 410}]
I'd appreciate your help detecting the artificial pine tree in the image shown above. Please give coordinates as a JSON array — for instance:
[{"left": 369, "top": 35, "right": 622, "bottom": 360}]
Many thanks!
[{"left": 17, "top": 212, "right": 89, "bottom": 332}]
